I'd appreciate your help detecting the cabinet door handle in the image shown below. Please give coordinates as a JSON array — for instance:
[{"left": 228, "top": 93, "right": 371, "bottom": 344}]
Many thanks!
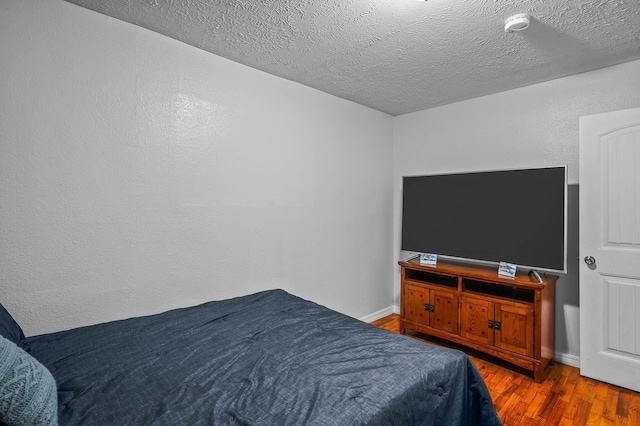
[
  {"left": 494, "top": 321, "right": 501, "bottom": 330},
  {"left": 488, "top": 320, "right": 494, "bottom": 329},
  {"left": 424, "top": 304, "right": 434, "bottom": 312}
]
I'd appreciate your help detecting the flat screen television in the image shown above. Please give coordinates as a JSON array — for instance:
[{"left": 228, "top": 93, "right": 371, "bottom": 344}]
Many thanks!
[{"left": 401, "top": 166, "right": 567, "bottom": 273}]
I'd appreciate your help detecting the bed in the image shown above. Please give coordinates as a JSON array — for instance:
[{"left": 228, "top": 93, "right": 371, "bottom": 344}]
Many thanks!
[{"left": 2, "top": 289, "right": 501, "bottom": 425}]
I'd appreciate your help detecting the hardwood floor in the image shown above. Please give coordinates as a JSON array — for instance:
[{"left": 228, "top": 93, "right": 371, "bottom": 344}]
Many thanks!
[{"left": 371, "top": 314, "right": 640, "bottom": 426}]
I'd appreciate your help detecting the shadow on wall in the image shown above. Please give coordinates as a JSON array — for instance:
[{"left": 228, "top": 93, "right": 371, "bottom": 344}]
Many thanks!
[{"left": 555, "top": 184, "right": 579, "bottom": 357}]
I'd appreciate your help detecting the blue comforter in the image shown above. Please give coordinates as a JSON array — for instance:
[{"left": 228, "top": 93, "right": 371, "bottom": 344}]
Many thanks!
[{"left": 27, "top": 289, "right": 501, "bottom": 425}]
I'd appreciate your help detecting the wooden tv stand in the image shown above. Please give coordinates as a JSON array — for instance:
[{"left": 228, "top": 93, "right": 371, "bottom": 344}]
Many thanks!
[{"left": 399, "top": 257, "right": 557, "bottom": 382}]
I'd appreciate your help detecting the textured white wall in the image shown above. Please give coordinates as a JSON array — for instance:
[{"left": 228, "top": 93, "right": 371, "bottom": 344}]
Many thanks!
[
  {"left": 393, "top": 59, "right": 640, "bottom": 360},
  {"left": 0, "top": 1, "right": 394, "bottom": 335}
]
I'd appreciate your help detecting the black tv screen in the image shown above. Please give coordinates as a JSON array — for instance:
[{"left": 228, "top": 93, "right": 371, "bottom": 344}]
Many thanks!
[{"left": 401, "top": 166, "right": 567, "bottom": 272}]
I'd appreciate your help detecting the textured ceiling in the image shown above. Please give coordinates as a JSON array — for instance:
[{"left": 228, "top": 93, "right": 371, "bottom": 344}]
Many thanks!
[{"left": 64, "top": 0, "right": 640, "bottom": 116}]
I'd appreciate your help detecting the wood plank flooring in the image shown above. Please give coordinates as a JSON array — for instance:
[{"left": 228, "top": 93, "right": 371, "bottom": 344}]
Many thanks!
[{"left": 371, "top": 314, "right": 640, "bottom": 426}]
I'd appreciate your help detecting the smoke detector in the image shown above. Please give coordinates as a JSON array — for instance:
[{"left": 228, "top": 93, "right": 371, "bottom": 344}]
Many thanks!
[{"left": 504, "top": 13, "right": 530, "bottom": 32}]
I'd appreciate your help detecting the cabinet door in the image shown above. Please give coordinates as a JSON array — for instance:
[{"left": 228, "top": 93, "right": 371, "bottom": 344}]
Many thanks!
[
  {"left": 404, "top": 284, "right": 428, "bottom": 326},
  {"left": 494, "top": 303, "right": 534, "bottom": 357},
  {"left": 461, "top": 296, "right": 494, "bottom": 345},
  {"left": 430, "top": 289, "right": 458, "bottom": 334}
]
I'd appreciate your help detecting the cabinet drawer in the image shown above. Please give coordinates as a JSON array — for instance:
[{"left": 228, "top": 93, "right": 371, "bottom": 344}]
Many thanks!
[
  {"left": 494, "top": 304, "right": 534, "bottom": 357},
  {"left": 461, "top": 296, "right": 494, "bottom": 345},
  {"left": 404, "top": 284, "right": 428, "bottom": 325}
]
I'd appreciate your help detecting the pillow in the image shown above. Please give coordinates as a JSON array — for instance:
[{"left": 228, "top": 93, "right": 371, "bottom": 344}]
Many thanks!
[
  {"left": 0, "top": 336, "right": 58, "bottom": 426},
  {"left": 0, "top": 304, "right": 27, "bottom": 349}
]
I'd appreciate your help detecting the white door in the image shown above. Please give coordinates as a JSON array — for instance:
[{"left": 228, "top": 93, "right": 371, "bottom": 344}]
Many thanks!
[{"left": 579, "top": 107, "right": 640, "bottom": 392}]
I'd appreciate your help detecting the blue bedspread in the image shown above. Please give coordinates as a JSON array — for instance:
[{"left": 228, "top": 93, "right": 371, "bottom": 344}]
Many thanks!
[{"left": 27, "top": 289, "right": 501, "bottom": 425}]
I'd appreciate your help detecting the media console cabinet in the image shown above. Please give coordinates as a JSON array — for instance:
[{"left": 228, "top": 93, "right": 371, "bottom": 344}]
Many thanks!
[{"left": 399, "top": 257, "right": 557, "bottom": 382}]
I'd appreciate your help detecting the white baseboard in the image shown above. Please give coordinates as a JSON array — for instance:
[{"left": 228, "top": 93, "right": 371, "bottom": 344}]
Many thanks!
[
  {"left": 359, "top": 305, "right": 399, "bottom": 323},
  {"left": 554, "top": 352, "right": 580, "bottom": 368}
]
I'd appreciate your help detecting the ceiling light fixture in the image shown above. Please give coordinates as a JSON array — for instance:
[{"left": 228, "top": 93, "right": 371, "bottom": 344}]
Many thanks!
[{"left": 504, "top": 13, "right": 530, "bottom": 32}]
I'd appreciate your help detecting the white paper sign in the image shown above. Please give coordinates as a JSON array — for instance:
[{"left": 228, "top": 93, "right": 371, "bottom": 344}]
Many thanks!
[
  {"left": 419, "top": 253, "right": 438, "bottom": 267},
  {"left": 498, "top": 261, "right": 517, "bottom": 278}
]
